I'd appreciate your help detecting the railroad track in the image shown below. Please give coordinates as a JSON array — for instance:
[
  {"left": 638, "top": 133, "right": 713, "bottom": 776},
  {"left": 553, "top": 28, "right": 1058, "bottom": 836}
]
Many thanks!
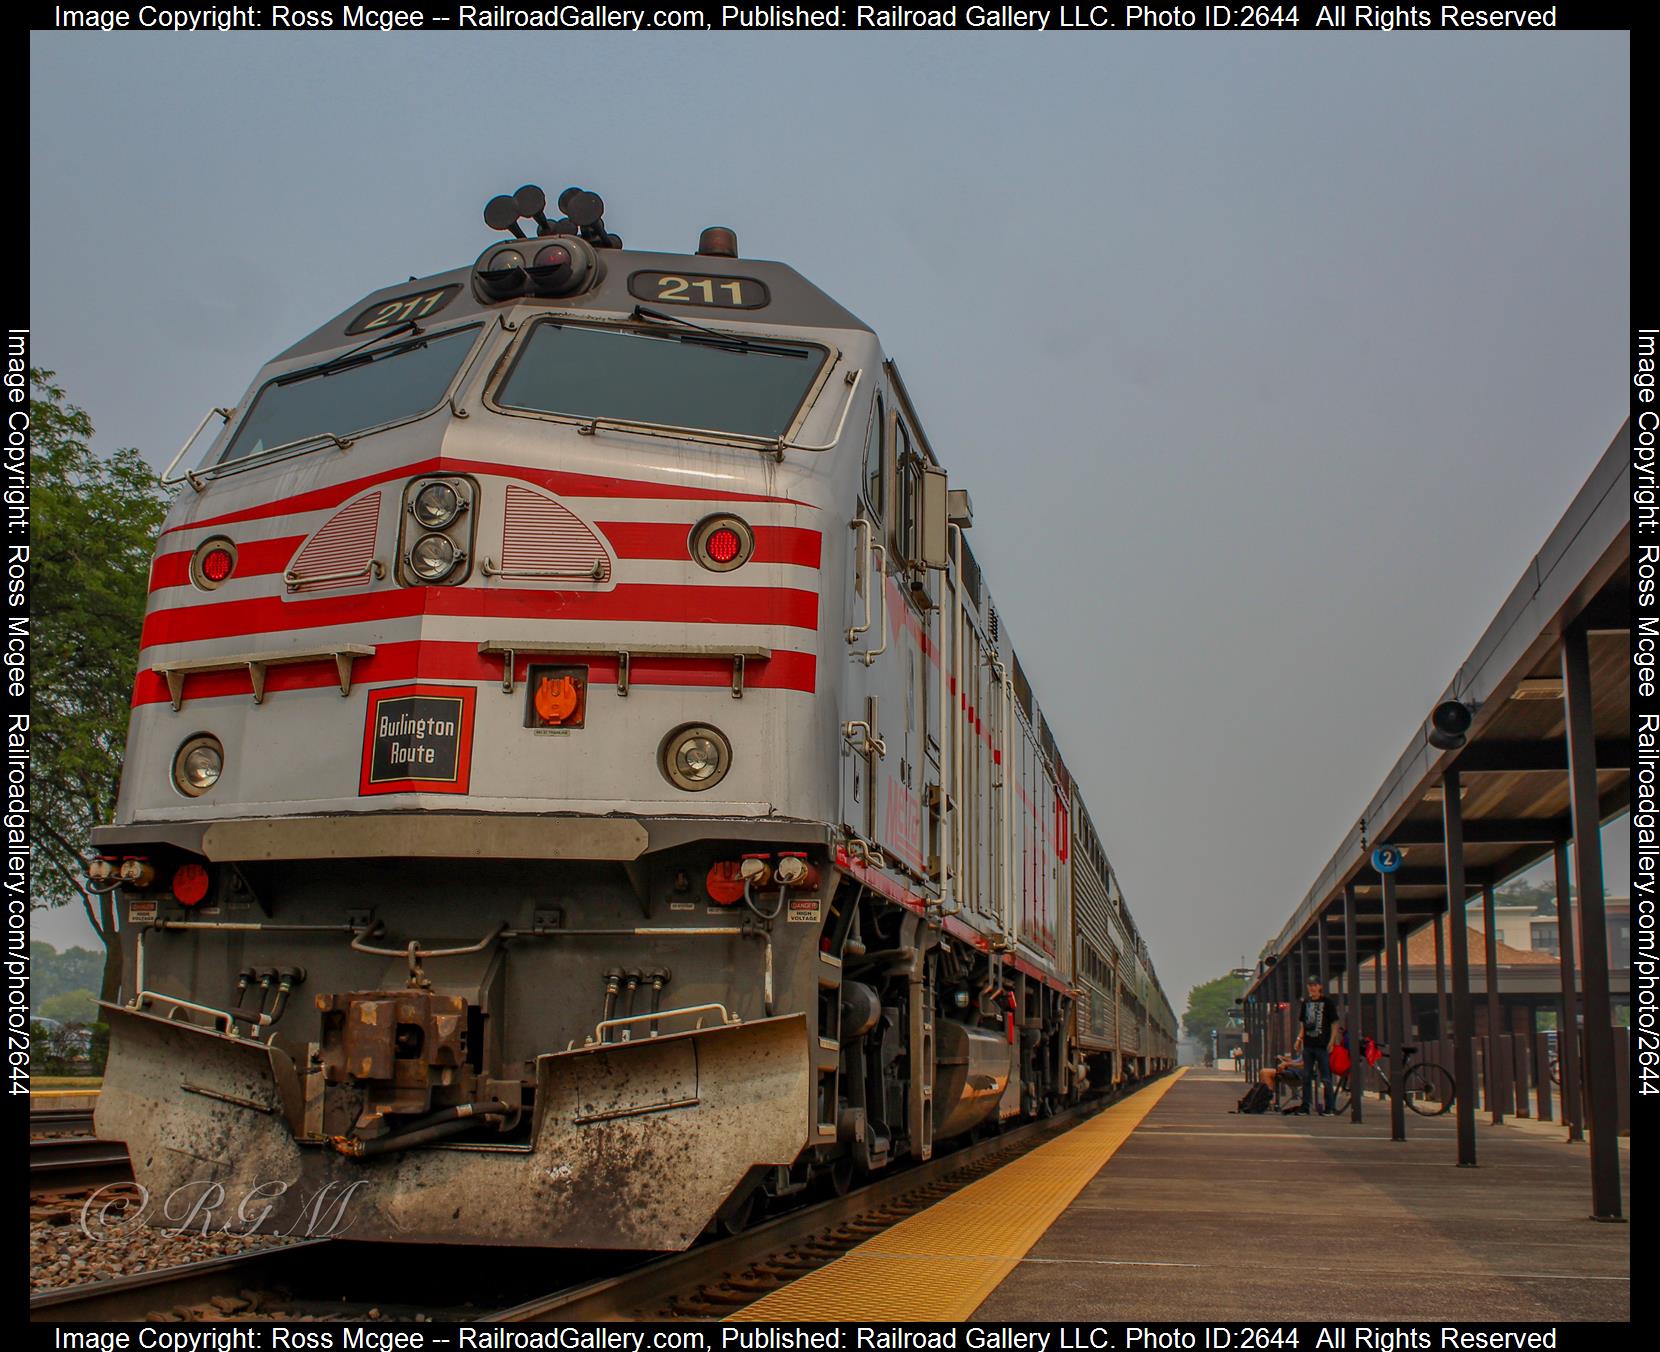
[
  {"left": 30, "top": 1135, "right": 132, "bottom": 1197},
  {"left": 31, "top": 1109, "right": 97, "bottom": 1136},
  {"left": 490, "top": 1085, "right": 1141, "bottom": 1320},
  {"left": 31, "top": 1078, "right": 1162, "bottom": 1323}
]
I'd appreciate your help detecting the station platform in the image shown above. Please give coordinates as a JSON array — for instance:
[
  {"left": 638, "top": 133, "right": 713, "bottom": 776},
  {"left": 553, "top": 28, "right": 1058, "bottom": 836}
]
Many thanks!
[
  {"left": 29, "top": 1088, "right": 101, "bottom": 1114},
  {"left": 736, "top": 1069, "right": 1631, "bottom": 1323}
]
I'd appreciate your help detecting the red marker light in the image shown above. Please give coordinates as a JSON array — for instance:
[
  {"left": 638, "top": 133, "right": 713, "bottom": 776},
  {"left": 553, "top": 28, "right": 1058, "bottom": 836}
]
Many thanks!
[
  {"left": 172, "top": 863, "right": 211, "bottom": 906},
  {"left": 200, "top": 548, "right": 234, "bottom": 583},
  {"left": 533, "top": 244, "right": 571, "bottom": 270},
  {"left": 191, "top": 537, "right": 238, "bottom": 590},
  {"left": 691, "top": 515, "right": 752, "bottom": 572},
  {"left": 706, "top": 527, "right": 742, "bottom": 564}
]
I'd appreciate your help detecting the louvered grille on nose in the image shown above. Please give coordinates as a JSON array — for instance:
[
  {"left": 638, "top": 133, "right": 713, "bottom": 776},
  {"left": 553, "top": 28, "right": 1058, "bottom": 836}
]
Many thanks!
[
  {"left": 286, "top": 492, "right": 381, "bottom": 591},
  {"left": 499, "top": 484, "right": 611, "bottom": 582}
]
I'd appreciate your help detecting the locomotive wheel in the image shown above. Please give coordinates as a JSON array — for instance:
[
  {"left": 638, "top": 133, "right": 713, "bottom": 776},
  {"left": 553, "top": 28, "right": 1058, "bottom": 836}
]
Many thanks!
[
  {"left": 716, "top": 1186, "right": 759, "bottom": 1236},
  {"left": 828, "top": 1157, "right": 855, "bottom": 1196}
]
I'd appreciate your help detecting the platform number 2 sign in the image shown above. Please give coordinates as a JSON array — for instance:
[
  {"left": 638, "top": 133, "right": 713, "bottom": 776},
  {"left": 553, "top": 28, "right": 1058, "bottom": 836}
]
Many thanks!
[{"left": 1370, "top": 846, "right": 1404, "bottom": 874}]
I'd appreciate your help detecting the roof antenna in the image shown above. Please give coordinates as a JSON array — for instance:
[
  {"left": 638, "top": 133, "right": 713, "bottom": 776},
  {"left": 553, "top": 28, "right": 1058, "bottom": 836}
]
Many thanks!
[
  {"left": 515, "top": 185, "right": 555, "bottom": 237},
  {"left": 484, "top": 194, "right": 526, "bottom": 239}
]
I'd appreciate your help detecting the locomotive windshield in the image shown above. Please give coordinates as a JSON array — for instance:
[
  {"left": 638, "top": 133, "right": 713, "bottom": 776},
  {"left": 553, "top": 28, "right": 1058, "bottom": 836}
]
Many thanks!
[
  {"left": 219, "top": 325, "right": 480, "bottom": 464},
  {"left": 495, "top": 321, "right": 826, "bottom": 441}
]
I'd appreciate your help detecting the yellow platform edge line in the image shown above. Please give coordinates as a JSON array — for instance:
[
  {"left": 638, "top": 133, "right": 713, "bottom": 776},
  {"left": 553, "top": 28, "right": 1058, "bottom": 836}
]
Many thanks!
[{"left": 732, "top": 1068, "right": 1187, "bottom": 1323}]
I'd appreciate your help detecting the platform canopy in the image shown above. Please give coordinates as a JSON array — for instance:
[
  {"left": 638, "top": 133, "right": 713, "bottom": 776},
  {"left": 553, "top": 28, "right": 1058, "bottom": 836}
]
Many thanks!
[{"left": 1247, "top": 420, "right": 1631, "bottom": 992}]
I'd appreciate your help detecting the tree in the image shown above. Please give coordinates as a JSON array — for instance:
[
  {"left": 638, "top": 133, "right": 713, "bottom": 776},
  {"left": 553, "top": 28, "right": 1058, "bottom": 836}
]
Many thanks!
[
  {"left": 1495, "top": 878, "right": 1572, "bottom": 915},
  {"left": 40, "top": 988, "right": 99, "bottom": 1025},
  {"left": 29, "top": 369, "right": 170, "bottom": 1005},
  {"left": 31, "top": 1021, "right": 87, "bottom": 1074},
  {"left": 29, "top": 941, "right": 105, "bottom": 1005},
  {"left": 1182, "top": 971, "right": 1247, "bottom": 1046}
]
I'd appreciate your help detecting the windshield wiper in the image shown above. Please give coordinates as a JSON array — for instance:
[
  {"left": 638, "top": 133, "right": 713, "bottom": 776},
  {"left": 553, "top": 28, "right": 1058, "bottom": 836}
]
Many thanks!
[
  {"left": 629, "top": 305, "right": 805, "bottom": 359},
  {"left": 631, "top": 305, "right": 723, "bottom": 338},
  {"left": 297, "top": 320, "right": 426, "bottom": 382}
]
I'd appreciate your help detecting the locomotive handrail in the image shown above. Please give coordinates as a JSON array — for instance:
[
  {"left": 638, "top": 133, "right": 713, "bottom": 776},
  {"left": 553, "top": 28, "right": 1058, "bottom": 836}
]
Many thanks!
[
  {"left": 773, "top": 367, "right": 864, "bottom": 454},
  {"left": 588, "top": 1002, "right": 739, "bottom": 1045},
  {"left": 554, "top": 368, "right": 862, "bottom": 458},
  {"left": 166, "top": 425, "right": 356, "bottom": 492},
  {"left": 847, "top": 517, "right": 874, "bottom": 644},
  {"left": 938, "top": 522, "right": 965, "bottom": 918},
  {"left": 1001, "top": 659, "right": 1018, "bottom": 949},
  {"left": 285, "top": 559, "right": 387, "bottom": 593},
  {"left": 161, "top": 406, "right": 236, "bottom": 490},
  {"left": 152, "top": 643, "right": 376, "bottom": 709},
  {"left": 138, "top": 992, "right": 244, "bottom": 1035},
  {"left": 855, "top": 544, "right": 890, "bottom": 666},
  {"left": 841, "top": 719, "right": 887, "bottom": 760},
  {"left": 348, "top": 921, "right": 509, "bottom": 959},
  {"left": 481, "top": 558, "right": 607, "bottom": 582},
  {"left": 479, "top": 638, "right": 770, "bottom": 697},
  {"left": 843, "top": 837, "right": 888, "bottom": 871},
  {"left": 128, "top": 930, "right": 273, "bottom": 1036}
]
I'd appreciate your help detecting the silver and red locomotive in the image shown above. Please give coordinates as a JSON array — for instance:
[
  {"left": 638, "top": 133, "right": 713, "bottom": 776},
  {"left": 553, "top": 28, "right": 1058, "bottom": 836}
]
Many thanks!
[{"left": 92, "top": 186, "right": 1177, "bottom": 1250}]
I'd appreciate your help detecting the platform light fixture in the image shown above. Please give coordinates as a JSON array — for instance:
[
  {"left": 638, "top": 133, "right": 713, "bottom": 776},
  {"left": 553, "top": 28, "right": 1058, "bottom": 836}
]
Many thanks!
[{"left": 1427, "top": 699, "right": 1473, "bottom": 751}]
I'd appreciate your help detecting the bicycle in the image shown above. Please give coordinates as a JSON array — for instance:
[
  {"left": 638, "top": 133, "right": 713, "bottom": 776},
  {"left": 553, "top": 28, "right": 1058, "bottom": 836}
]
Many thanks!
[{"left": 1330, "top": 1044, "right": 1454, "bottom": 1116}]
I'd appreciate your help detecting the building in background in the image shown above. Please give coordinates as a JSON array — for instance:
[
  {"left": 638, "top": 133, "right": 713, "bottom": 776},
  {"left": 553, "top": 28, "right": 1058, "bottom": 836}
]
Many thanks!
[{"left": 1522, "top": 897, "right": 1629, "bottom": 966}]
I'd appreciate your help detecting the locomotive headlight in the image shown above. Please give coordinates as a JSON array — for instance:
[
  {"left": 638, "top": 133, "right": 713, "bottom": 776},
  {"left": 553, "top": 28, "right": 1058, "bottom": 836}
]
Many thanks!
[
  {"left": 173, "top": 735, "right": 223, "bottom": 797},
  {"left": 527, "top": 242, "right": 573, "bottom": 290},
  {"left": 661, "top": 724, "right": 732, "bottom": 792},
  {"left": 476, "top": 245, "right": 529, "bottom": 302},
  {"left": 525, "top": 236, "right": 597, "bottom": 298},
  {"left": 411, "top": 481, "right": 462, "bottom": 530},
  {"left": 409, "top": 532, "right": 459, "bottom": 581},
  {"left": 475, "top": 243, "right": 537, "bottom": 302}
]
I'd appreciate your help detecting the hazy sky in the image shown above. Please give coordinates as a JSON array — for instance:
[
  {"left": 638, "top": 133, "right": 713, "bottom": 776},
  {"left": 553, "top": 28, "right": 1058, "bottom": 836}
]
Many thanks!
[{"left": 28, "top": 32, "right": 1631, "bottom": 1011}]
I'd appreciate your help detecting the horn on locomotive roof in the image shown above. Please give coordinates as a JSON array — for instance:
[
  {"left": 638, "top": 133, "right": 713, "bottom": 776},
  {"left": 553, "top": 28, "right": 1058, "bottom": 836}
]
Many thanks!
[
  {"left": 483, "top": 194, "right": 527, "bottom": 239},
  {"left": 558, "top": 186, "right": 622, "bottom": 250},
  {"left": 484, "top": 183, "right": 622, "bottom": 249},
  {"left": 514, "top": 184, "right": 555, "bottom": 237}
]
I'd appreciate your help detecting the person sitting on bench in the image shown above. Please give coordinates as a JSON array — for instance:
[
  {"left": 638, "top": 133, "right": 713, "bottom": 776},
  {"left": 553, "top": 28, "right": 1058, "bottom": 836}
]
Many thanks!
[{"left": 1259, "top": 1051, "right": 1304, "bottom": 1099}]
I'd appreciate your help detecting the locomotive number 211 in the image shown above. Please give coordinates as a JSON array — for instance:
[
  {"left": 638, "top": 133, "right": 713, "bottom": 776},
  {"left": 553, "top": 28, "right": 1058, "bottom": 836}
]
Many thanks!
[{"left": 628, "top": 271, "right": 769, "bottom": 310}]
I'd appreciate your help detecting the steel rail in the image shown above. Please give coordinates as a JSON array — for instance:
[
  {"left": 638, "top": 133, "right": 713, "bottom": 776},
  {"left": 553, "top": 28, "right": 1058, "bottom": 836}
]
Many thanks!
[
  {"left": 30, "top": 1109, "right": 96, "bottom": 1135},
  {"left": 29, "top": 1241, "right": 336, "bottom": 1323},
  {"left": 488, "top": 1082, "right": 1145, "bottom": 1321},
  {"left": 30, "top": 1078, "right": 1166, "bottom": 1324},
  {"left": 30, "top": 1136, "right": 132, "bottom": 1196}
]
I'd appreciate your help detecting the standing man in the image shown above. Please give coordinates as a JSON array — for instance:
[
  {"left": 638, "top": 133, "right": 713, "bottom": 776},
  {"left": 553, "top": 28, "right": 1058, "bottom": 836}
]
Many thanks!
[{"left": 1296, "top": 976, "right": 1341, "bottom": 1115}]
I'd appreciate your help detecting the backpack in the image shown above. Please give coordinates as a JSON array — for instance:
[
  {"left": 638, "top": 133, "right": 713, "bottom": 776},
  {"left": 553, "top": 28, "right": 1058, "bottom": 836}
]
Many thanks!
[{"left": 1236, "top": 1082, "right": 1273, "bottom": 1115}]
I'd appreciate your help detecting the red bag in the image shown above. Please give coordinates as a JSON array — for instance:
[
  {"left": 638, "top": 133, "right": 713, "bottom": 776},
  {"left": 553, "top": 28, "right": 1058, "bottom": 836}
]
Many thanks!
[{"left": 1329, "top": 1045, "right": 1352, "bottom": 1076}]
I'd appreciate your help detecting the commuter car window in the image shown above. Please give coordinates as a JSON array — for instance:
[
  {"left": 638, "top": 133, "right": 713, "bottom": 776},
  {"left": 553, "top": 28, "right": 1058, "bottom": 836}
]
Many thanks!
[
  {"left": 220, "top": 326, "right": 479, "bottom": 464},
  {"left": 495, "top": 321, "right": 827, "bottom": 441}
]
